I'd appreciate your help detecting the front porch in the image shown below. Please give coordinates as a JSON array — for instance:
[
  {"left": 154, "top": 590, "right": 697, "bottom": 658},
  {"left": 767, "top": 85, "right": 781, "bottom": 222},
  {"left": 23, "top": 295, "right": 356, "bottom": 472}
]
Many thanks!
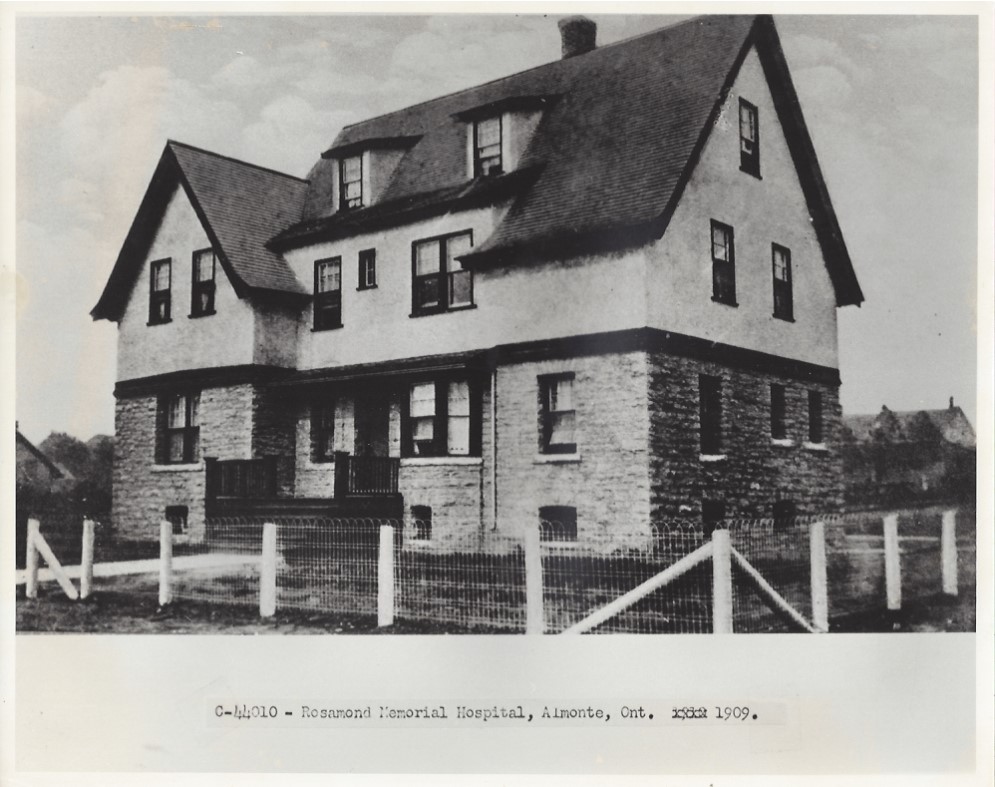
[{"left": 204, "top": 454, "right": 403, "bottom": 518}]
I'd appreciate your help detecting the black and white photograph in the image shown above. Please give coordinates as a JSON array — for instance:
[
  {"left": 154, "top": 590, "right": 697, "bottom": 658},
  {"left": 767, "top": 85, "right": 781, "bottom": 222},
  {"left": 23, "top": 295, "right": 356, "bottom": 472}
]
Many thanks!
[{"left": 4, "top": 4, "right": 991, "bottom": 780}]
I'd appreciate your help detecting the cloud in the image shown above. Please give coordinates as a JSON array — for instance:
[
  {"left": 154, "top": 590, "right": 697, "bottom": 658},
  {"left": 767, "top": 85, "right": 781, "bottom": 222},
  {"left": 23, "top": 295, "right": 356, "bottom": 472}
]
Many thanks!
[
  {"left": 210, "top": 54, "right": 295, "bottom": 90},
  {"left": 241, "top": 95, "right": 357, "bottom": 175},
  {"left": 792, "top": 65, "right": 854, "bottom": 109},
  {"left": 17, "top": 84, "right": 51, "bottom": 125}
]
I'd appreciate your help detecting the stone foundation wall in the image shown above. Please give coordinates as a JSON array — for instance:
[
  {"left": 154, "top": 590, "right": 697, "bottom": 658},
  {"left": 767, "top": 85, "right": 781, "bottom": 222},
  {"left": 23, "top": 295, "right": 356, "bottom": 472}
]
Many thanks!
[
  {"left": 647, "top": 351, "right": 844, "bottom": 521},
  {"left": 493, "top": 352, "right": 652, "bottom": 546},
  {"left": 113, "top": 384, "right": 256, "bottom": 541}
]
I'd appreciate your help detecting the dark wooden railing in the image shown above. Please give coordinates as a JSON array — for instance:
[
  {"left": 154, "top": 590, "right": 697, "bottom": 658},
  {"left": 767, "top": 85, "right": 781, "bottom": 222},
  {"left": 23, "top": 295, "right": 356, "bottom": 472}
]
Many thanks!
[
  {"left": 205, "top": 457, "right": 278, "bottom": 500},
  {"left": 334, "top": 452, "right": 400, "bottom": 497}
]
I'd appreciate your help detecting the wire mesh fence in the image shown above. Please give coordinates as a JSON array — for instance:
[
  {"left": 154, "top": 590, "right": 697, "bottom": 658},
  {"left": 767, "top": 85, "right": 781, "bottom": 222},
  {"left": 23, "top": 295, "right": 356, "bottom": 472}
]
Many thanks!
[
  {"left": 395, "top": 520, "right": 527, "bottom": 631},
  {"left": 541, "top": 520, "right": 713, "bottom": 634},
  {"left": 18, "top": 505, "right": 975, "bottom": 633}
]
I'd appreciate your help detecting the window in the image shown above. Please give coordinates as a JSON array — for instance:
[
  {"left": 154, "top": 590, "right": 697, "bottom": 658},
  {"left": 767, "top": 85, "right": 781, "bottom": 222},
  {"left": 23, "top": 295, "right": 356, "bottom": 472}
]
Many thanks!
[
  {"left": 191, "top": 248, "right": 216, "bottom": 317},
  {"left": 770, "top": 384, "right": 787, "bottom": 440},
  {"left": 699, "top": 375, "right": 722, "bottom": 455},
  {"left": 339, "top": 155, "right": 363, "bottom": 210},
  {"left": 149, "top": 258, "right": 171, "bottom": 324},
  {"left": 311, "top": 400, "right": 336, "bottom": 462},
  {"left": 164, "top": 505, "right": 188, "bottom": 536},
  {"left": 539, "top": 374, "right": 576, "bottom": 454},
  {"left": 808, "top": 390, "right": 824, "bottom": 444},
  {"left": 772, "top": 244, "right": 793, "bottom": 321},
  {"left": 314, "top": 257, "right": 342, "bottom": 330},
  {"left": 473, "top": 116, "right": 503, "bottom": 177},
  {"left": 702, "top": 499, "right": 726, "bottom": 536},
  {"left": 158, "top": 393, "right": 199, "bottom": 464},
  {"left": 772, "top": 499, "right": 797, "bottom": 531},
  {"left": 404, "top": 379, "right": 477, "bottom": 457},
  {"left": 358, "top": 248, "right": 377, "bottom": 290},
  {"left": 539, "top": 505, "right": 577, "bottom": 542},
  {"left": 411, "top": 505, "right": 432, "bottom": 541},
  {"left": 411, "top": 231, "right": 474, "bottom": 315},
  {"left": 710, "top": 221, "right": 736, "bottom": 305},
  {"left": 739, "top": 98, "right": 760, "bottom": 177}
]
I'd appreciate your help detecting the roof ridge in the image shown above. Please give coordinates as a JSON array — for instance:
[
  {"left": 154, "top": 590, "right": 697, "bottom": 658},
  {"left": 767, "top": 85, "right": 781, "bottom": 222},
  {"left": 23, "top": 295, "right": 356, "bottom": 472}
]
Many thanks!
[
  {"left": 167, "top": 140, "right": 310, "bottom": 184},
  {"left": 337, "top": 13, "right": 725, "bottom": 136}
]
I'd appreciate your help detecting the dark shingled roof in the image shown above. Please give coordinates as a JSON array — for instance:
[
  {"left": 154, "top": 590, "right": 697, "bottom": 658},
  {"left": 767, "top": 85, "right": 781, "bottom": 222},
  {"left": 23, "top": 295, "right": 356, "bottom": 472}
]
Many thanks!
[
  {"left": 844, "top": 406, "right": 976, "bottom": 448},
  {"left": 92, "top": 141, "right": 308, "bottom": 321},
  {"left": 283, "top": 14, "right": 861, "bottom": 305}
]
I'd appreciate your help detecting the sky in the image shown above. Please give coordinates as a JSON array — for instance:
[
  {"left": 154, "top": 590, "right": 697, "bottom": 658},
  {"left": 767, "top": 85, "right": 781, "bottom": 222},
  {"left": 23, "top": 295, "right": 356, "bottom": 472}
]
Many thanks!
[{"left": 10, "top": 10, "right": 981, "bottom": 444}]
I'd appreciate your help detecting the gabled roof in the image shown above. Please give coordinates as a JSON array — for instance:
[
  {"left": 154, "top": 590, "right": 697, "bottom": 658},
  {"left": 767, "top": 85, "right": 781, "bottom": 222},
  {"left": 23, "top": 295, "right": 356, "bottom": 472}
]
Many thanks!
[
  {"left": 286, "top": 14, "right": 861, "bottom": 306},
  {"left": 92, "top": 141, "right": 308, "bottom": 322},
  {"left": 15, "top": 429, "right": 70, "bottom": 480},
  {"left": 844, "top": 405, "right": 976, "bottom": 448}
]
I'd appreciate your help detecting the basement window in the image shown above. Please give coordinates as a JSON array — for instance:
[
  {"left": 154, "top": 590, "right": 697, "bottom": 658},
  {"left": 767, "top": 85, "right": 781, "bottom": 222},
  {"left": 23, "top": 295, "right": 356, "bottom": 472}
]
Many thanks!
[
  {"left": 411, "top": 505, "right": 432, "bottom": 541},
  {"left": 165, "top": 505, "right": 188, "bottom": 536},
  {"left": 539, "top": 505, "right": 577, "bottom": 542}
]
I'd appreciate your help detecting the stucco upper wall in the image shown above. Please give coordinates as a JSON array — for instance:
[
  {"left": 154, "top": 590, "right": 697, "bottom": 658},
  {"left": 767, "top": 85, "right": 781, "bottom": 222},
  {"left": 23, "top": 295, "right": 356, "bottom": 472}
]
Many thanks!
[
  {"left": 284, "top": 205, "right": 649, "bottom": 371},
  {"left": 117, "top": 184, "right": 257, "bottom": 380},
  {"left": 647, "top": 46, "right": 840, "bottom": 369}
]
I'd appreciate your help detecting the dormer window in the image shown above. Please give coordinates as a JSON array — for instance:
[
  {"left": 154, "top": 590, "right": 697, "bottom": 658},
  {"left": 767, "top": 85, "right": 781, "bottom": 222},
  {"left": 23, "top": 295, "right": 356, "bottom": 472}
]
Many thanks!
[
  {"left": 339, "top": 155, "right": 363, "bottom": 210},
  {"left": 473, "top": 117, "right": 503, "bottom": 177}
]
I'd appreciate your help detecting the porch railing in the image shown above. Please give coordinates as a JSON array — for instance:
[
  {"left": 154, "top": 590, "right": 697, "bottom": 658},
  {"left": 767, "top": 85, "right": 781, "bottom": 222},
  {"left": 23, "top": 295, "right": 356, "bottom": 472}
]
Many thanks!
[
  {"left": 334, "top": 453, "right": 400, "bottom": 497},
  {"left": 205, "top": 457, "right": 278, "bottom": 500}
]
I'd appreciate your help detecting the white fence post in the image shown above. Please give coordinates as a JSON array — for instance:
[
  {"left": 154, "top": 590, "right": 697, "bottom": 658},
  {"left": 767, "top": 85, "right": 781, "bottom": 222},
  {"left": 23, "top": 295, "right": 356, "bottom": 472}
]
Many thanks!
[
  {"left": 883, "top": 513, "right": 901, "bottom": 611},
  {"left": 941, "top": 509, "right": 958, "bottom": 597},
  {"left": 378, "top": 524, "right": 395, "bottom": 627},
  {"left": 809, "top": 521, "right": 829, "bottom": 633},
  {"left": 525, "top": 524, "right": 545, "bottom": 635},
  {"left": 159, "top": 519, "right": 173, "bottom": 607},
  {"left": 711, "top": 528, "right": 733, "bottom": 634},
  {"left": 25, "top": 518, "right": 40, "bottom": 599},
  {"left": 80, "top": 518, "right": 95, "bottom": 600},
  {"left": 260, "top": 522, "right": 277, "bottom": 618}
]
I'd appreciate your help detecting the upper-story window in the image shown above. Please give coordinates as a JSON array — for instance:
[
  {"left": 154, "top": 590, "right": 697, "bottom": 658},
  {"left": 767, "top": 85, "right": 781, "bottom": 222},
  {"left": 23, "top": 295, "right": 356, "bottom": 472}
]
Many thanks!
[
  {"left": 191, "top": 248, "right": 216, "bottom": 317},
  {"left": 739, "top": 98, "right": 760, "bottom": 177},
  {"left": 539, "top": 373, "right": 576, "bottom": 454},
  {"left": 710, "top": 221, "right": 736, "bottom": 306},
  {"left": 411, "top": 231, "right": 474, "bottom": 316},
  {"left": 772, "top": 244, "right": 793, "bottom": 321},
  {"left": 314, "top": 257, "right": 342, "bottom": 331},
  {"left": 158, "top": 392, "right": 199, "bottom": 464},
  {"left": 358, "top": 248, "right": 377, "bottom": 290},
  {"left": 473, "top": 116, "right": 503, "bottom": 177},
  {"left": 148, "top": 258, "right": 171, "bottom": 325},
  {"left": 405, "top": 379, "right": 476, "bottom": 457},
  {"left": 339, "top": 155, "right": 363, "bottom": 210}
]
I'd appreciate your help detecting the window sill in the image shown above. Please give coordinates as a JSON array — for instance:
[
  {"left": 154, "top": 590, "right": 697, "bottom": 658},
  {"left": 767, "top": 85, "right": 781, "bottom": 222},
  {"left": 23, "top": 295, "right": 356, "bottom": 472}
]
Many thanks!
[
  {"left": 772, "top": 314, "right": 795, "bottom": 323},
  {"left": 409, "top": 304, "right": 477, "bottom": 318},
  {"left": 401, "top": 456, "right": 482, "bottom": 467},
  {"left": 534, "top": 453, "right": 581, "bottom": 464},
  {"left": 699, "top": 453, "right": 727, "bottom": 462},
  {"left": 803, "top": 442, "right": 829, "bottom": 452},
  {"left": 146, "top": 319, "right": 172, "bottom": 326},
  {"left": 740, "top": 166, "right": 762, "bottom": 180},
  {"left": 710, "top": 297, "right": 739, "bottom": 308},
  {"left": 152, "top": 462, "right": 204, "bottom": 472},
  {"left": 357, "top": 285, "right": 378, "bottom": 291},
  {"left": 188, "top": 311, "right": 216, "bottom": 319},
  {"left": 311, "top": 324, "right": 343, "bottom": 332},
  {"left": 771, "top": 438, "right": 794, "bottom": 448}
]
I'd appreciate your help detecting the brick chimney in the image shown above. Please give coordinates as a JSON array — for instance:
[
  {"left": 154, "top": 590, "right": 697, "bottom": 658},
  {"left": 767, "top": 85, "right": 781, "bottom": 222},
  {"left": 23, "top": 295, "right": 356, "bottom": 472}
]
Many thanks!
[{"left": 558, "top": 16, "right": 597, "bottom": 59}]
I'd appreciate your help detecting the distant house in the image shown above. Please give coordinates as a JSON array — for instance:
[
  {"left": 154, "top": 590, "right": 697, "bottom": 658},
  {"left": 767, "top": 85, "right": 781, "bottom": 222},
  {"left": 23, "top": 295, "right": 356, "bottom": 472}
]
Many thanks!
[
  {"left": 15, "top": 427, "right": 72, "bottom": 493},
  {"left": 91, "top": 15, "right": 863, "bottom": 546},
  {"left": 841, "top": 399, "right": 975, "bottom": 506}
]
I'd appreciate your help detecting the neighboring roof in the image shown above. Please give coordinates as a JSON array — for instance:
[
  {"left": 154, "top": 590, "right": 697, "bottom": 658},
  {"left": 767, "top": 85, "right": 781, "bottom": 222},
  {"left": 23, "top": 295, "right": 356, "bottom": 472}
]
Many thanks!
[
  {"left": 844, "top": 405, "right": 976, "bottom": 448},
  {"left": 285, "top": 14, "right": 861, "bottom": 306},
  {"left": 92, "top": 141, "right": 309, "bottom": 321},
  {"left": 15, "top": 430, "right": 69, "bottom": 480}
]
